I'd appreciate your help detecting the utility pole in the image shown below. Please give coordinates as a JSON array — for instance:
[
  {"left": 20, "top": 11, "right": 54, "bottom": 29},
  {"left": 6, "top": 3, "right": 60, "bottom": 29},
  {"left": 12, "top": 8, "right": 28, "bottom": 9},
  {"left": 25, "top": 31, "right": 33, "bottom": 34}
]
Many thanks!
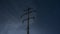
[{"left": 21, "top": 8, "right": 35, "bottom": 34}]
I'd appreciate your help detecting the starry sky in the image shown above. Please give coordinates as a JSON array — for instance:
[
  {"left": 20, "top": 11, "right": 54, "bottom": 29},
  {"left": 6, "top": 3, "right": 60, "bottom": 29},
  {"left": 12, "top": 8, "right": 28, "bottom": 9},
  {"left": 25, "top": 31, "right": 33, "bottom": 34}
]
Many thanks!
[{"left": 0, "top": 0, "right": 60, "bottom": 34}]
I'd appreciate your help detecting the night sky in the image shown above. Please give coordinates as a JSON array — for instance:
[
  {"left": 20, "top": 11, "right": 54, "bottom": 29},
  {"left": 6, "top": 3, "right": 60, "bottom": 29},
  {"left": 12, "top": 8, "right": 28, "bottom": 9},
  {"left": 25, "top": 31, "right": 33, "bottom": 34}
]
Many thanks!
[{"left": 0, "top": 0, "right": 60, "bottom": 34}]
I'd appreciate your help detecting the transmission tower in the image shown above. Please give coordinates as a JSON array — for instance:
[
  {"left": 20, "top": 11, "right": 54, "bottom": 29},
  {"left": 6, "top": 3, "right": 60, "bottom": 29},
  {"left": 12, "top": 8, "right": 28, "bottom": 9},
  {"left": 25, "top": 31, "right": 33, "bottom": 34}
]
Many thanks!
[{"left": 21, "top": 8, "right": 35, "bottom": 34}]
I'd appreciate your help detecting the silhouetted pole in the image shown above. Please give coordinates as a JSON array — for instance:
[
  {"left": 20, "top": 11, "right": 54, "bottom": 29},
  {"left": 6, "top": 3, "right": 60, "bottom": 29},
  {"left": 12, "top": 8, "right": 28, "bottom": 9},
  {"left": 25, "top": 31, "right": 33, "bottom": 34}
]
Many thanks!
[
  {"left": 27, "top": 8, "right": 29, "bottom": 34},
  {"left": 21, "top": 8, "right": 35, "bottom": 34}
]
